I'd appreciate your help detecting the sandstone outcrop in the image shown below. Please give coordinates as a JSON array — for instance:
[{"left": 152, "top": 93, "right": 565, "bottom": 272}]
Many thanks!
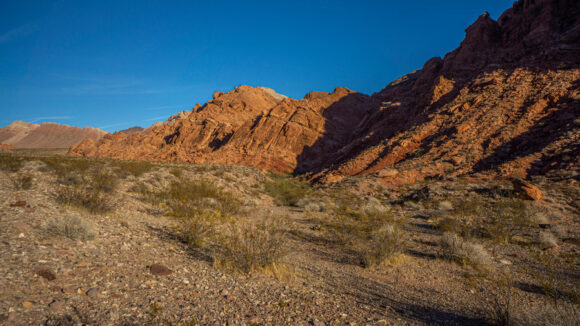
[
  {"left": 0, "top": 121, "right": 108, "bottom": 149},
  {"left": 70, "top": 0, "right": 579, "bottom": 185}
]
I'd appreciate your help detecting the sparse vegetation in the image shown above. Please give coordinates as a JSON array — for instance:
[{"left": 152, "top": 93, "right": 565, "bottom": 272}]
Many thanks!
[
  {"left": 212, "top": 218, "right": 287, "bottom": 274},
  {"left": 9, "top": 172, "right": 33, "bottom": 190},
  {"left": 113, "top": 160, "right": 154, "bottom": 178},
  {"left": 439, "top": 232, "right": 492, "bottom": 269},
  {"left": 43, "top": 215, "right": 96, "bottom": 241},
  {"left": 361, "top": 224, "right": 406, "bottom": 268},
  {"left": 55, "top": 169, "right": 118, "bottom": 214},
  {"left": 0, "top": 153, "right": 24, "bottom": 172},
  {"left": 264, "top": 174, "right": 311, "bottom": 206}
]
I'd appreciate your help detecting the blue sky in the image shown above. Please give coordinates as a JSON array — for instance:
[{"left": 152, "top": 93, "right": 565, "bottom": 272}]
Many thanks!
[{"left": 0, "top": 0, "right": 513, "bottom": 132}]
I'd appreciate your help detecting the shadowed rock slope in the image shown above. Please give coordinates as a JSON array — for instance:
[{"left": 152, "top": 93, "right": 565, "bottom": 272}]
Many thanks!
[
  {"left": 0, "top": 121, "right": 108, "bottom": 149},
  {"left": 70, "top": 0, "right": 579, "bottom": 184}
]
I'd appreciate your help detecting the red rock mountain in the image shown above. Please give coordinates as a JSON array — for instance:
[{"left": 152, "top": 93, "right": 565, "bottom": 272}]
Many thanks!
[
  {"left": 70, "top": 0, "right": 579, "bottom": 184},
  {"left": 0, "top": 121, "right": 109, "bottom": 149}
]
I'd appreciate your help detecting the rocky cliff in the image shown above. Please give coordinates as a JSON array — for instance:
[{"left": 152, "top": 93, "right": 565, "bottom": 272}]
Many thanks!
[
  {"left": 70, "top": 0, "right": 579, "bottom": 184},
  {"left": 0, "top": 121, "right": 109, "bottom": 149}
]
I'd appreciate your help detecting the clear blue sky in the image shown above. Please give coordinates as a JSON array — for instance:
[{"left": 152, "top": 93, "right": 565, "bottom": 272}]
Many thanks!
[{"left": 0, "top": 0, "right": 513, "bottom": 132}]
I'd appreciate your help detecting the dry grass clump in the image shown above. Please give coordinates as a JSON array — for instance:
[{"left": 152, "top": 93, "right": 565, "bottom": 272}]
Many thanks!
[
  {"left": 55, "top": 170, "right": 118, "bottom": 214},
  {"left": 264, "top": 174, "right": 311, "bottom": 206},
  {"left": 178, "top": 209, "right": 227, "bottom": 248},
  {"left": 212, "top": 218, "right": 287, "bottom": 274},
  {"left": 43, "top": 215, "right": 96, "bottom": 241},
  {"left": 362, "top": 224, "right": 406, "bottom": 268},
  {"left": 439, "top": 232, "right": 492, "bottom": 268}
]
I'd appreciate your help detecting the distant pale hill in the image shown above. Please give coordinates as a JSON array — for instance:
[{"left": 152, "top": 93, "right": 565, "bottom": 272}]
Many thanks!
[{"left": 0, "top": 121, "right": 109, "bottom": 149}]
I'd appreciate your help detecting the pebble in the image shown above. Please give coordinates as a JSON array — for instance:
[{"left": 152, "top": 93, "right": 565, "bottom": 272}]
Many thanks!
[
  {"left": 35, "top": 267, "right": 56, "bottom": 281},
  {"left": 22, "top": 301, "right": 33, "bottom": 309},
  {"left": 150, "top": 263, "right": 172, "bottom": 276},
  {"left": 86, "top": 287, "right": 99, "bottom": 297},
  {"left": 48, "top": 299, "right": 66, "bottom": 312}
]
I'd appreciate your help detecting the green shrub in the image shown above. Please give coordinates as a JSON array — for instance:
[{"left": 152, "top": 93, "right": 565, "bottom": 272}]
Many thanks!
[
  {"left": 43, "top": 215, "right": 96, "bottom": 241},
  {"left": 264, "top": 174, "right": 311, "bottom": 206}
]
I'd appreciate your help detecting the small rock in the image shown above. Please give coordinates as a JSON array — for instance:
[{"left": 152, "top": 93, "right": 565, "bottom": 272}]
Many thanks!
[
  {"left": 22, "top": 301, "right": 33, "bottom": 309},
  {"left": 438, "top": 201, "right": 453, "bottom": 211},
  {"left": 150, "top": 263, "right": 172, "bottom": 276},
  {"left": 35, "top": 267, "right": 56, "bottom": 281},
  {"left": 48, "top": 299, "right": 66, "bottom": 312},
  {"left": 86, "top": 287, "right": 99, "bottom": 297},
  {"left": 512, "top": 178, "right": 542, "bottom": 201},
  {"left": 500, "top": 259, "right": 512, "bottom": 265}
]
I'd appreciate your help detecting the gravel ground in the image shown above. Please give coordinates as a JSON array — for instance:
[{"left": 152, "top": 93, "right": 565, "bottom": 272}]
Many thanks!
[{"left": 0, "top": 157, "right": 578, "bottom": 325}]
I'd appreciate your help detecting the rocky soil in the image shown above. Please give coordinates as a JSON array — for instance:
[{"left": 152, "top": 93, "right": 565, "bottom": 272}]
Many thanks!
[{"left": 0, "top": 153, "right": 578, "bottom": 325}]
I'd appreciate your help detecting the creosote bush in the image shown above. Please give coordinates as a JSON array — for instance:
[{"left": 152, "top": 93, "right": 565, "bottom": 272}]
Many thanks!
[
  {"left": 55, "top": 170, "right": 118, "bottom": 214},
  {"left": 43, "top": 215, "right": 96, "bottom": 241},
  {"left": 264, "top": 174, "right": 311, "bottom": 206},
  {"left": 439, "top": 232, "right": 492, "bottom": 269}
]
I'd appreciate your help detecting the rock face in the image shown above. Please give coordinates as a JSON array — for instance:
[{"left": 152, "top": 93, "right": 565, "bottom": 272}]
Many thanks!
[
  {"left": 70, "top": 0, "right": 579, "bottom": 184},
  {"left": 71, "top": 86, "right": 374, "bottom": 172},
  {"left": 0, "top": 121, "right": 108, "bottom": 149}
]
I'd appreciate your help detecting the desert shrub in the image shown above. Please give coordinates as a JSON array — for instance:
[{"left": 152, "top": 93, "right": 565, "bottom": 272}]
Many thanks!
[
  {"left": 264, "top": 174, "right": 311, "bottom": 206},
  {"left": 0, "top": 153, "right": 24, "bottom": 172},
  {"left": 178, "top": 209, "right": 226, "bottom": 248},
  {"left": 164, "top": 180, "right": 242, "bottom": 216},
  {"left": 451, "top": 198, "right": 541, "bottom": 243},
  {"left": 43, "top": 215, "right": 96, "bottom": 241},
  {"left": 55, "top": 171, "right": 117, "bottom": 214},
  {"left": 56, "top": 184, "right": 114, "bottom": 214},
  {"left": 40, "top": 156, "right": 94, "bottom": 178},
  {"left": 9, "top": 172, "right": 33, "bottom": 190},
  {"left": 212, "top": 218, "right": 287, "bottom": 274},
  {"left": 439, "top": 232, "right": 492, "bottom": 268},
  {"left": 324, "top": 203, "right": 399, "bottom": 245},
  {"left": 361, "top": 224, "right": 406, "bottom": 267},
  {"left": 114, "top": 160, "right": 154, "bottom": 178}
]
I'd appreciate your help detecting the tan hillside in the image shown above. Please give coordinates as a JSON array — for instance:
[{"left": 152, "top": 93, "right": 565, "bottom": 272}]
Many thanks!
[{"left": 0, "top": 121, "right": 109, "bottom": 149}]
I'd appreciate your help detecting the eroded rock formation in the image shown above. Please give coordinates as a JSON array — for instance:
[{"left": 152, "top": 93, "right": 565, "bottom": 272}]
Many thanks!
[{"left": 70, "top": 0, "right": 579, "bottom": 184}]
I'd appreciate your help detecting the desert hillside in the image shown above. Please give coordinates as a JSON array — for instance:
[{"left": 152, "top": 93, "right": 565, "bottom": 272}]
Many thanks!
[
  {"left": 0, "top": 121, "right": 108, "bottom": 149},
  {"left": 70, "top": 0, "right": 579, "bottom": 185}
]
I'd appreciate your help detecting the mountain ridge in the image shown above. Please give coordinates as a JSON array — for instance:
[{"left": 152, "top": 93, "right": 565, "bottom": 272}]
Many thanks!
[{"left": 70, "top": 0, "right": 579, "bottom": 185}]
